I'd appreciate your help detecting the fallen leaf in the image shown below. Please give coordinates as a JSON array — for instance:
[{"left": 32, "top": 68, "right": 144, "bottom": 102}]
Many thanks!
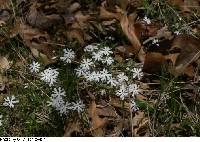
[
  {"left": 19, "top": 22, "right": 56, "bottom": 64},
  {"left": 0, "top": 0, "right": 10, "bottom": 9},
  {"left": 68, "top": 2, "right": 81, "bottom": 13},
  {"left": 96, "top": 105, "right": 118, "bottom": 118},
  {"left": 99, "top": 3, "right": 119, "bottom": 20},
  {"left": 88, "top": 100, "right": 108, "bottom": 136},
  {"left": 64, "top": 122, "right": 81, "bottom": 137},
  {"left": 110, "top": 97, "right": 129, "bottom": 111},
  {"left": 136, "top": 94, "right": 147, "bottom": 101},
  {"left": 106, "top": 0, "right": 129, "bottom": 11},
  {"left": 167, "top": 0, "right": 184, "bottom": 7},
  {"left": 165, "top": 53, "right": 179, "bottom": 66},
  {"left": 183, "top": 64, "right": 196, "bottom": 77},
  {"left": 66, "top": 29, "right": 85, "bottom": 46},
  {"left": 27, "top": 3, "right": 63, "bottom": 30},
  {"left": 143, "top": 52, "right": 166, "bottom": 74},
  {"left": 0, "top": 56, "right": 11, "bottom": 72},
  {"left": 130, "top": 111, "right": 149, "bottom": 136},
  {"left": 182, "top": 0, "right": 199, "bottom": 14},
  {"left": 120, "top": 13, "right": 146, "bottom": 62},
  {"left": 171, "top": 35, "right": 200, "bottom": 75}
]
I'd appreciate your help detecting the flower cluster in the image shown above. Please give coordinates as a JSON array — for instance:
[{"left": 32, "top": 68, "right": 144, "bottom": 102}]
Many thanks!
[
  {"left": 115, "top": 73, "right": 140, "bottom": 100},
  {"left": 75, "top": 45, "right": 114, "bottom": 84},
  {"left": 27, "top": 48, "right": 85, "bottom": 115},
  {"left": 26, "top": 45, "right": 142, "bottom": 116},
  {"left": 75, "top": 44, "right": 143, "bottom": 109},
  {"left": 47, "top": 87, "right": 85, "bottom": 115}
]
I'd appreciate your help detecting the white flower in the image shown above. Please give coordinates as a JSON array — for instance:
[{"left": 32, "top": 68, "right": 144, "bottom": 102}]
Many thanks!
[
  {"left": 106, "top": 36, "right": 115, "bottom": 40},
  {"left": 74, "top": 67, "right": 90, "bottom": 78},
  {"left": 100, "top": 68, "right": 112, "bottom": 82},
  {"left": 84, "top": 45, "right": 98, "bottom": 52},
  {"left": 132, "top": 68, "right": 143, "bottom": 80},
  {"left": 3, "top": 95, "right": 19, "bottom": 108},
  {"left": 58, "top": 102, "right": 72, "bottom": 114},
  {"left": 103, "top": 56, "right": 114, "bottom": 65},
  {"left": 116, "top": 84, "right": 128, "bottom": 100},
  {"left": 107, "top": 77, "right": 119, "bottom": 87},
  {"left": 40, "top": 68, "right": 59, "bottom": 86},
  {"left": 100, "top": 89, "right": 106, "bottom": 96},
  {"left": 80, "top": 58, "right": 93, "bottom": 70},
  {"left": 130, "top": 100, "right": 139, "bottom": 112},
  {"left": 117, "top": 72, "right": 128, "bottom": 83},
  {"left": 100, "top": 46, "right": 113, "bottom": 56},
  {"left": 60, "top": 49, "right": 75, "bottom": 63},
  {"left": 92, "top": 51, "right": 103, "bottom": 61},
  {"left": 128, "top": 84, "right": 140, "bottom": 96},
  {"left": 29, "top": 61, "right": 40, "bottom": 73},
  {"left": 51, "top": 87, "right": 66, "bottom": 98},
  {"left": 152, "top": 39, "right": 159, "bottom": 46},
  {"left": 143, "top": 16, "right": 151, "bottom": 24},
  {"left": 0, "top": 115, "right": 2, "bottom": 126},
  {"left": 86, "top": 71, "right": 101, "bottom": 82},
  {"left": 24, "top": 83, "right": 28, "bottom": 89},
  {"left": 70, "top": 101, "right": 85, "bottom": 113},
  {"left": 47, "top": 96, "right": 65, "bottom": 111},
  {"left": 82, "top": 70, "right": 91, "bottom": 79},
  {"left": 174, "top": 31, "right": 180, "bottom": 35}
]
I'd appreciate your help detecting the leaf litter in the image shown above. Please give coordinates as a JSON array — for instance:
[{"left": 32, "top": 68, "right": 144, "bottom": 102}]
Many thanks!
[{"left": 0, "top": 0, "right": 200, "bottom": 137}]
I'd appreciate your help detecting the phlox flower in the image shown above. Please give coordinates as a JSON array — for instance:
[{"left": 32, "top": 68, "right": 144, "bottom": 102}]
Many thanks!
[
  {"left": 60, "top": 49, "right": 75, "bottom": 63},
  {"left": 3, "top": 95, "right": 19, "bottom": 108},
  {"left": 40, "top": 68, "right": 59, "bottom": 86},
  {"left": 29, "top": 61, "right": 40, "bottom": 73}
]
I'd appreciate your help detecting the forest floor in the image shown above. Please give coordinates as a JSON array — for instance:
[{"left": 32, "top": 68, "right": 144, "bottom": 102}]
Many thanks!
[{"left": 0, "top": 0, "right": 200, "bottom": 136}]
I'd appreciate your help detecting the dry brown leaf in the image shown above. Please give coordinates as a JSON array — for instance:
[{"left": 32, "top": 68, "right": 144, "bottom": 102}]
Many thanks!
[
  {"left": 183, "top": 64, "right": 196, "bottom": 77},
  {"left": 19, "top": 22, "right": 55, "bottom": 64},
  {"left": 167, "top": 0, "right": 184, "bottom": 7},
  {"left": 115, "top": 45, "right": 137, "bottom": 57},
  {"left": 66, "top": 29, "right": 85, "bottom": 46},
  {"left": 110, "top": 97, "right": 129, "bottom": 111},
  {"left": 171, "top": 35, "right": 200, "bottom": 75},
  {"left": 182, "top": 0, "right": 199, "bottom": 13},
  {"left": 136, "top": 94, "right": 147, "bottom": 101},
  {"left": 96, "top": 105, "right": 118, "bottom": 118},
  {"left": 27, "top": 3, "right": 63, "bottom": 30},
  {"left": 143, "top": 26, "right": 173, "bottom": 45},
  {"left": 132, "top": 111, "right": 145, "bottom": 127},
  {"left": 165, "top": 53, "right": 179, "bottom": 66},
  {"left": 0, "top": 0, "right": 10, "bottom": 9},
  {"left": 120, "top": 13, "right": 146, "bottom": 62},
  {"left": 133, "top": 117, "right": 149, "bottom": 136},
  {"left": 74, "top": 11, "right": 91, "bottom": 29},
  {"left": 131, "top": 111, "right": 149, "bottom": 136},
  {"left": 102, "top": 19, "right": 117, "bottom": 26},
  {"left": 99, "top": 4, "right": 119, "bottom": 20},
  {"left": 114, "top": 54, "right": 124, "bottom": 63},
  {"left": 143, "top": 52, "right": 166, "bottom": 74},
  {"left": 64, "top": 122, "right": 81, "bottom": 137},
  {"left": 106, "top": 0, "right": 129, "bottom": 11},
  {"left": 88, "top": 100, "right": 108, "bottom": 136},
  {"left": 0, "top": 56, "right": 11, "bottom": 72},
  {"left": 68, "top": 2, "right": 81, "bottom": 13}
]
